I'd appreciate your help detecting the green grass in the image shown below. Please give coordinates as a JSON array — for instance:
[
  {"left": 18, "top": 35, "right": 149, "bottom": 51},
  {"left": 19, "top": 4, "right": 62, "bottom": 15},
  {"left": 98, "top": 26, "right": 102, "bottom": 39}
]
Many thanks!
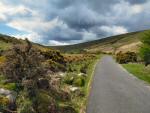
[
  {"left": 0, "top": 75, "right": 17, "bottom": 90},
  {"left": 63, "top": 54, "right": 101, "bottom": 113},
  {"left": 123, "top": 63, "right": 150, "bottom": 83},
  {"left": 0, "top": 41, "right": 12, "bottom": 50}
]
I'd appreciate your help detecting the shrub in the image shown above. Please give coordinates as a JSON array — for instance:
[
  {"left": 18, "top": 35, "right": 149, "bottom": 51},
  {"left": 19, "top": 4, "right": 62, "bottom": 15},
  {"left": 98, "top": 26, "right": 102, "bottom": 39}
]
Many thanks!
[
  {"left": 35, "top": 92, "right": 57, "bottom": 113},
  {"left": 18, "top": 100, "right": 34, "bottom": 113},
  {"left": 63, "top": 75, "right": 74, "bottom": 85},
  {"left": 43, "top": 59, "right": 66, "bottom": 72},
  {"left": 0, "top": 39, "right": 44, "bottom": 83},
  {"left": 116, "top": 51, "right": 137, "bottom": 64},
  {"left": 0, "top": 96, "right": 9, "bottom": 106},
  {"left": 41, "top": 50, "right": 66, "bottom": 65},
  {"left": 139, "top": 32, "right": 150, "bottom": 66},
  {"left": 73, "top": 76, "right": 85, "bottom": 87},
  {"left": 80, "top": 64, "right": 88, "bottom": 74}
]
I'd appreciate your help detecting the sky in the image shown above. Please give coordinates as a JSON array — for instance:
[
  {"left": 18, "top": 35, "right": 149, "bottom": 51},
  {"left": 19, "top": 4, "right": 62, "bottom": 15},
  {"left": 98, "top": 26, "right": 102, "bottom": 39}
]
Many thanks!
[{"left": 0, "top": 0, "right": 150, "bottom": 45}]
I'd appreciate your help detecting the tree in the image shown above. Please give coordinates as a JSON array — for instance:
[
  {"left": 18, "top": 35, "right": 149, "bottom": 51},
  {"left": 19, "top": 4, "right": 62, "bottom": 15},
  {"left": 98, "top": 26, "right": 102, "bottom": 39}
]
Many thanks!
[{"left": 140, "top": 32, "right": 150, "bottom": 66}]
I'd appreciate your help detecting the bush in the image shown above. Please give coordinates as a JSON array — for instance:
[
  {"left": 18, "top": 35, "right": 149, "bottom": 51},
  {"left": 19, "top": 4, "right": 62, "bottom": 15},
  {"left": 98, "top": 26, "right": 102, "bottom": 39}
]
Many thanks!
[
  {"left": 0, "top": 39, "right": 45, "bottom": 83},
  {"left": 73, "top": 76, "right": 85, "bottom": 87},
  {"left": 35, "top": 92, "right": 57, "bottom": 113},
  {"left": 41, "top": 50, "right": 66, "bottom": 65},
  {"left": 18, "top": 100, "right": 35, "bottom": 113},
  {"left": 140, "top": 32, "right": 150, "bottom": 66},
  {"left": 116, "top": 51, "right": 137, "bottom": 64},
  {"left": 80, "top": 64, "right": 88, "bottom": 74},
  {"left": 63, "top": 74, "right": 74, "bottom": 85},
  {"left": 43, "top": 59, "right": 66, "bottom": 72},
  {"left": 0, "top": 96, "right": 9, "bottom": 106}
]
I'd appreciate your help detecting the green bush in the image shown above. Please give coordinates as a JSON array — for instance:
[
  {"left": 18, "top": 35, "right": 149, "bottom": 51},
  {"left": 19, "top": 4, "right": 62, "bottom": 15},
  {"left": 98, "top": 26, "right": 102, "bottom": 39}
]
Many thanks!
[
  {"left": 139, "top": 32, "right": 150, "bottom": 66},
  {"left": 63, "top": 75, "right": 74, "bottom": 85},
  {"left": 73, "top": 76, "right": 85, "bottom": 87},
  {"left": 36, "top": 92, "right": 57, "bottom": 113},
  {"left": 63, "top": 74, "right": 85, "bottom": 87},
  {"left": 116, "top": 51, "right": 137, "bottom": 64},
  {"left": 80, "top": 64, "right": 88, "bottom": 74},
  {"left": 19, "top": 100, "right": 35, "bottom": 113}
]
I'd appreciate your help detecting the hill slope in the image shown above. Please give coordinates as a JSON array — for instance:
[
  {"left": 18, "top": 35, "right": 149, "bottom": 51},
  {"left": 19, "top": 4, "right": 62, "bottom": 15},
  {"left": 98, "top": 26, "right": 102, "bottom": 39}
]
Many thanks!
[{"left": 52, "top": 30, "right": 150, "bottom": 53}]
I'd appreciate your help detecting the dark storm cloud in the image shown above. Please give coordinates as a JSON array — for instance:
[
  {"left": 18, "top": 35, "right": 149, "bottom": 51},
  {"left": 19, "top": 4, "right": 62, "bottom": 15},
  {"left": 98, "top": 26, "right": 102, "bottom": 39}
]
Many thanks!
[
  {"left": 45, "top": 27, "right": 83, "bottom": 42},
  {"left": 127, "top": 0, "right": 147, "bottom": 4},
  {"left": 1, "top": 0, "right": 150, "bottom": 45}
]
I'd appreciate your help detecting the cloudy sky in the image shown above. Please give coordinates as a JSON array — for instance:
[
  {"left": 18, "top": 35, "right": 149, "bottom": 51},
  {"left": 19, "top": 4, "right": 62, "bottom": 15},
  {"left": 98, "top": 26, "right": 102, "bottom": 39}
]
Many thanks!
[{"left": 0, "top": 0, "right": 150, "bottom": 45}]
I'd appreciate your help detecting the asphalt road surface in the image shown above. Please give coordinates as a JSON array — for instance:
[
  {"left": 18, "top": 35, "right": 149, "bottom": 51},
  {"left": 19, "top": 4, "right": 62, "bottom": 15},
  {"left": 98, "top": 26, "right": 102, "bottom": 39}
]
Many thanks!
[{"left": 87, "top": 56, "right": 150, "bottom": 113}]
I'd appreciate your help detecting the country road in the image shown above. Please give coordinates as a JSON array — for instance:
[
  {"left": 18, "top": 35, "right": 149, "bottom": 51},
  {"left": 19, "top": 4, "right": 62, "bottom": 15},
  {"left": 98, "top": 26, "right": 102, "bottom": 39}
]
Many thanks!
[{"left": 87, "top": 56, "right": 150, "bottom": 113}]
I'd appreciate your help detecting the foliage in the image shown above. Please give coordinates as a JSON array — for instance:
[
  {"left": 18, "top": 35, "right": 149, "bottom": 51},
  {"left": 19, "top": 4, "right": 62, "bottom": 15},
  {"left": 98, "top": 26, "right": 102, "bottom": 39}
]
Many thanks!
[
  {"left": 43, "top": 59, "right": 66, "bottom": 72},
  {"left": 0, "top": 56, "right": 6, "bottom": 65},
  {"left": 73, "top": 76, "right": 85, "bottom": 87},
  {"left": 35, "top": 92, "right": 58, "bottom": 113},
  {"left": 140, "top": 32, "right": 150, "bottom": 66},
  {"left": 80, "top": 64, "right": 88, "bottom": 74},
  {"left": 41, "top": 50, "right": 66, "bottom": 65},
  {"left": 116, "top": 51, "right": 137, "bottom": 64},
  {"left": 0, "top": 96, "right": 9, "bottom": 106},
  {"left": 63, "top": 74, "right": 75, "bottom": 85},
  {"left": 63, "top": 73, "right": 85, "bottom": 87},
  {"left": 18, "top": 99, "right": 35, "bottom": 113}
]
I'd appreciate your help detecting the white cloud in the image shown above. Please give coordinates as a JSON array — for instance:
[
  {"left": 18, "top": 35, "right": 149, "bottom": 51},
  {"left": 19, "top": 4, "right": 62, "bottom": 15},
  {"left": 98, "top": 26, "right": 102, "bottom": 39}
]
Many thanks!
[
  {"left": 131, "top": 4, "right": 143, "bottom": 14},
  {"left": 48, "top": 40, "right": 69, "bottom": 46},
  {"left": 12, "top": 32, "right": 43, "bottom": 43},
  {"left": 105, "top": 1, "right": 144, "bottom": 24},
  {"left": 82, "top": 31, "right": 97, "bottom": 41},
  {"left": 0, "top": 1, "right": 35, "bottom": 21},
  {"left": 7, "top": 18, "right": 63, "bottom": 33},
  {"left": 100, "top": 26, "right": 128, "bottom": 36}
]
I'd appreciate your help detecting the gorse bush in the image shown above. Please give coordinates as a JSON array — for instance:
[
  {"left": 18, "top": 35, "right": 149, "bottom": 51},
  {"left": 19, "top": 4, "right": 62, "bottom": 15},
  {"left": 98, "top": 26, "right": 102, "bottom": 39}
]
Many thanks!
[
  {"left": 0, "top": 39, "right": 44, "bottom": 83},
  {"left": 43, "top": 59, "right": 66, "bottom": 72},
  {"left": 41, "top": 50, "right": 66, "bottom": 65},
  {"left": 116, "top": 51, "right": 137, "bottom": 64}
]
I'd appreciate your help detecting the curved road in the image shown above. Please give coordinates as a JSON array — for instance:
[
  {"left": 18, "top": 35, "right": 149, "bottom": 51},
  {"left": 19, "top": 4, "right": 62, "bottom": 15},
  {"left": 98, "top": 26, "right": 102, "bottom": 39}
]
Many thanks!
[{"left": 87, "top": 56, "right": 150, "bottom": 113}]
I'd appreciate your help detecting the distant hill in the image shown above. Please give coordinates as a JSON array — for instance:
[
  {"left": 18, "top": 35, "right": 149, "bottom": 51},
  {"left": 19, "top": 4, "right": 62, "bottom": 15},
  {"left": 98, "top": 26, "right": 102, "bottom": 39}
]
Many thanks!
[
  {"left": 0, "top": 29, "right": 149, "bottom": 53},
  {"left": 51, "top": 30, "right": 150, "bottom": 53},
  {"left": 0, "top": 34, "right": 50, "bottom": 51}
]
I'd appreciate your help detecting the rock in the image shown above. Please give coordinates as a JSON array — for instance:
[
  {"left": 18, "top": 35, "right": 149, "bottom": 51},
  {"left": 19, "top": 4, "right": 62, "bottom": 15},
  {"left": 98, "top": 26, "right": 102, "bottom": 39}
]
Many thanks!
[
  {"left": 37, "top": 78, "right": 49, "bottom": 89},
  {"left": 69, "top": 86, "right": 79, "bottom": 92},
  {"left": 78, "top": 73, "right": 87, "bottom": 77},
  {"left": 0, "top": 88, "right": 17, "bottom": 112},
  {"left": 59, "top": 72, "right": 66, "bottom": 77}
]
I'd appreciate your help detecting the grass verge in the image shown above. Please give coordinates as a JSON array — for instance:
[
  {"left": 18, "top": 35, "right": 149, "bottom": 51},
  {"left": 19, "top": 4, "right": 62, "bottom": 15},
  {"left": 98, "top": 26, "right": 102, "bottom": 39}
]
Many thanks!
[
  {"left": 81, "top": 55, "right": 101, "bottom": 113},
  {"left": 123, "top": 63, "right": 150, "bottom": 83},
  {"left": 59, "top": 54, "right": 101, "bottom": 113}
]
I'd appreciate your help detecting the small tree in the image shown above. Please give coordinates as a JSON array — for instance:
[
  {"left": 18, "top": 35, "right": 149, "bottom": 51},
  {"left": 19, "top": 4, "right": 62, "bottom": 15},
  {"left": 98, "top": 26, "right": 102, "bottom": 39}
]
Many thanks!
[{"left": 140, "top": 32, "right": 150, "bottom": 66}]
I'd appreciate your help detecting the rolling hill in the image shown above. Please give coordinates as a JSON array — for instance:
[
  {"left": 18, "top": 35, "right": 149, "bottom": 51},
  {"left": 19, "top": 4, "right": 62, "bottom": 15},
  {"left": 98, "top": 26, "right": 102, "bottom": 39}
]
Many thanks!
[
  {"left": 0, "top": 34, "right": 51, "bottom": 51},
  {"left": 51, "top": 30, "right": 150, "bottom": 54},
  {"left": 0, "top": 29, "right": 149, "bottom": 54}
]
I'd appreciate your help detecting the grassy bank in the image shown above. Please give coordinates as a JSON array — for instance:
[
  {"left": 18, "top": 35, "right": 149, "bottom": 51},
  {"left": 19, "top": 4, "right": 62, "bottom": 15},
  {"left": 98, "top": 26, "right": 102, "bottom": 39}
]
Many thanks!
[
  {"left": 81, "top": 55, "right": 101, "bottom": 113},
  {"left": 123, "top": 63, "right": 150, "bottom": 83},
  {"left": 61, "top": 54, "right": 101, "bottom": 113}
]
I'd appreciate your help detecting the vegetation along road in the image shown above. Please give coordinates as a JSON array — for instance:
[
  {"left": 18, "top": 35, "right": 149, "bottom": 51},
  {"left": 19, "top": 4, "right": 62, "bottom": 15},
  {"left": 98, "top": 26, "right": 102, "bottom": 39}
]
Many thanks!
[{"left": 87, "top": 56, "right": 150, "bottom": 113}]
